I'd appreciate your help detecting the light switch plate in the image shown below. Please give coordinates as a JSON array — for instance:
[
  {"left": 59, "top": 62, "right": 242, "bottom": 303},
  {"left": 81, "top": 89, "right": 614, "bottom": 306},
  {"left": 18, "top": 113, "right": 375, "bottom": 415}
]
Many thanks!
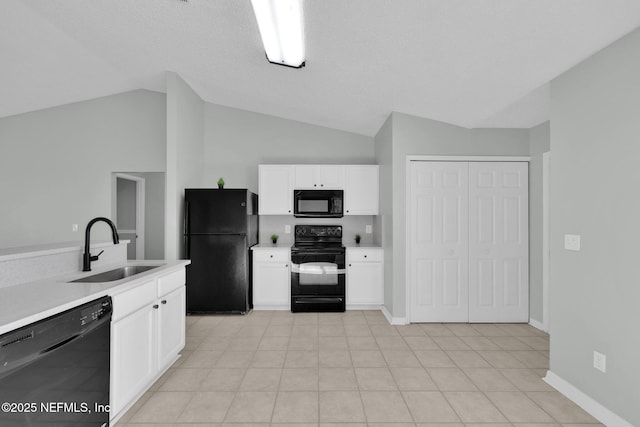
[
  {"left": 72, "top": 224, "right": 79, "bottom": 232},
  {"left": 285, "top": 225, "right": 291, "bottom": 234},
  {"left": 365, "top": 225, "right": 372, "bottom": 234},
  {"left": 593, "top": 350, "right": 606, "bottom": 373},
  {"left": 564, "top": 234, "right": 581, "bottom": 251}
]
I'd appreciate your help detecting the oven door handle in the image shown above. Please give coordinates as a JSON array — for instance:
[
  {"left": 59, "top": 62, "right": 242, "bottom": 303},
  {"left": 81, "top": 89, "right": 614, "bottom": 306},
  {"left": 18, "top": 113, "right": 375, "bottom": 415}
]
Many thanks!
[
  {"left": 290, "top": 263, "right": 346, "bottom": 274},
  {"left": 292, "top": 251, "right": 345, "bottom": 257},
  {"left": 294, "top": 297, "right": 344, "bottom": 304}
]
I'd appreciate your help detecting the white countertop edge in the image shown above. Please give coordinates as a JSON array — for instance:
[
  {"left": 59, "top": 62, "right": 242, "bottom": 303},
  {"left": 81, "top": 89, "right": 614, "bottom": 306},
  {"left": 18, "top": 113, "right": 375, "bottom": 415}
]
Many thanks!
[
  {"left": 0, "top": 240, "right": 131, "bottom": 262},
  {"left": 252, "top": 243, "right": 292, "bottom": 249},
  {"left": 252, "top": 244, "right": 382, "bottom": 249},
  {"left": 0, "top": 259, "right": 190, "bottom": 335}
]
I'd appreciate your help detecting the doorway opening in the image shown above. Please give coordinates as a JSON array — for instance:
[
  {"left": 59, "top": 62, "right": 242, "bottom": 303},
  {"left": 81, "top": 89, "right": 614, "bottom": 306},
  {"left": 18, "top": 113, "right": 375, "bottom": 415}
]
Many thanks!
[{"left": 112, "top": 173, "right": 145, "bottom": 260}]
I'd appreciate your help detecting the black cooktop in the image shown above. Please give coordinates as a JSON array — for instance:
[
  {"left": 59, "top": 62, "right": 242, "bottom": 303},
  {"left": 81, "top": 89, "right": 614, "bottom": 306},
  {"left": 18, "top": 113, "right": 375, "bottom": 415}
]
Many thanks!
[{"left": 292, "top": 225, "right": 344, "bottom": 252}]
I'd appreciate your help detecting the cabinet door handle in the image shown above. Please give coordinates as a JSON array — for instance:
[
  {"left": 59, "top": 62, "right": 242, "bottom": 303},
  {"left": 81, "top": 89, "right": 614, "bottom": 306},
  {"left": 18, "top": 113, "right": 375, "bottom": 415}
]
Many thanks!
[
  {"left": 320, "top": 184, "right": 324, "bottom": 187},
  {"left": 285, "top": 264, "right": 288, "bottom": 267},
  {"left": 349, "top": 263, "right": 352, "bottom": 267},
  {"left": 314, "top": 184, "right": 317, "bottom": 187},
  {"left": 364, "top": 255, "right": 367, "bottom": 258},
  {"left": 270, "top": 255, "right": 273, "bottom": 258},
  {"left": 161, "top": 300, "right": 167, "bottom": 304},
  {"left": 153, "top": 304, "right": 159, "bottom": 309}
]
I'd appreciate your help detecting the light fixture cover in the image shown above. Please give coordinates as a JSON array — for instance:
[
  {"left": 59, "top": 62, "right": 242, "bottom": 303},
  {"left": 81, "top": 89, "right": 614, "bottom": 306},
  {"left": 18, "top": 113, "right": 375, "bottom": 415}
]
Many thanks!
[{"left": 251, "top": 0, "right": 305, "bottom": 68}]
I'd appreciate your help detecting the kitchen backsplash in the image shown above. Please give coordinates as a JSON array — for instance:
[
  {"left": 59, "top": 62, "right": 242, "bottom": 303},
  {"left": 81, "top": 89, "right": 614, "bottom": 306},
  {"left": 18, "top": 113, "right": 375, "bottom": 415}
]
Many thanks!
[
  {"left": 0, "top": 242, "right": 128, "bottom": 289},
  {"left": 259, "top": 215, "right": 380, "bottom": 246}
]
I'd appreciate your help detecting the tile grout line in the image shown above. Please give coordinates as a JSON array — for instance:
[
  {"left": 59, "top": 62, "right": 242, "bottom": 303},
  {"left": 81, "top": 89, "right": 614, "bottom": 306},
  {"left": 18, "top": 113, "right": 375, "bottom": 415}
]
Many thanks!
[
  {"left": 394, "top": 327, "right": 420, "bottom": 425},
  {"left": 123, "top": 312, "right": 555, "bottom": 426}
]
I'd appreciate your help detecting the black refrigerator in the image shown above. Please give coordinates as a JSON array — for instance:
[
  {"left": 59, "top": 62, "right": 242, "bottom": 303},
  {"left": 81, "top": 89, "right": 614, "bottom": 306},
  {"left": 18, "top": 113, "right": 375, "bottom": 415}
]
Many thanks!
[{"left": 184, "top": 189, "right": 258, "bottom": 314}]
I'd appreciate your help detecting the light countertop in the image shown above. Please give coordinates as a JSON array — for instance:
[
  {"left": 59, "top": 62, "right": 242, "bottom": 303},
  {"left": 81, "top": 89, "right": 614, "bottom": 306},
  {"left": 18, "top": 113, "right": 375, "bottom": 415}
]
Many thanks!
[
  {"left": 252, "top": 243, "right": 292, "bottom": 249},
  {"left": 0, "top": 259, "right": 190, "bottom": 335},
  {"left": 253, "top": 243, "right": 382, "bottom": 249}
]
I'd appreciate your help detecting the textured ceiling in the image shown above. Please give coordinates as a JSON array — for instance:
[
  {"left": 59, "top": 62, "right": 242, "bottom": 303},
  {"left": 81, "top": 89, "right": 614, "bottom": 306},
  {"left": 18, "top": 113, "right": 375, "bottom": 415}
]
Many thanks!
[{"left": 1, "top": 0, "right": 640, "bottom": 136}]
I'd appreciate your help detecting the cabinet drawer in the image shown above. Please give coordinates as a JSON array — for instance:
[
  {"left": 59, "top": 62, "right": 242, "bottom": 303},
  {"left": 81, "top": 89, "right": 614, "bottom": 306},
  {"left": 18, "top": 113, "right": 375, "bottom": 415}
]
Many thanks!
[
  {"left": 158, "top": 269, "right": 186, "bottom": 297},
  {"left": 347, "top": 249, "right": 383, "bottom": 263},
  {"left": 112, "top": 280, "right": 156, "bottom": 321},
  {"left": 253, "top": 249, "right": 289, "bottom": 263}
]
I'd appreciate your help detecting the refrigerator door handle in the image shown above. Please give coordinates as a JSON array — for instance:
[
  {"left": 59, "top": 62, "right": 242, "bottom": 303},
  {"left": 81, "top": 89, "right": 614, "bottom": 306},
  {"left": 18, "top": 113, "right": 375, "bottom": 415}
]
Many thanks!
[
  {"left": 184, "top": 201, "right": 190, "bottom": 235},
  {"left": 184, "top": 235, "right": 190, "bottom": 259}
]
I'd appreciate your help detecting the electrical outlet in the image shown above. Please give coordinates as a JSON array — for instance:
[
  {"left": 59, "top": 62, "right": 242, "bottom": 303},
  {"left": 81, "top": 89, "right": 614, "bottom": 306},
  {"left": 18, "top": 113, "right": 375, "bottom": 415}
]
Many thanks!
[
  {"left": 285, "top": 225, "right": 291, "bottom": 234},
  {"left": 593, "top": 350, "right": 606, "bottom": 373},
  {"left": 72, "top": 224, "right": 79, "bottom": 232},
  {"left": 564, "top": 234, "right": 581, "bottom": 251},
  {"left": 365, "top": 225, "right": 372, "bottom": 234}
]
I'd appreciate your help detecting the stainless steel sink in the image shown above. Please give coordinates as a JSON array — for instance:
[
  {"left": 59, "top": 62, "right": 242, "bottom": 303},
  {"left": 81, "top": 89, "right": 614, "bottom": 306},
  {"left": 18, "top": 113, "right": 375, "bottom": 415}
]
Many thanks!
[{"left": 70, "top": 265, "right": 164, "bottom": 283}]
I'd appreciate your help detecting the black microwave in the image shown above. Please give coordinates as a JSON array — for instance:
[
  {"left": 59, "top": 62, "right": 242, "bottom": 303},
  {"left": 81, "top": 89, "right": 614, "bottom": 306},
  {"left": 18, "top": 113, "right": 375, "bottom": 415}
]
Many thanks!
[{"left": 293, "top": 189, "right": 343, "bottom": 218}]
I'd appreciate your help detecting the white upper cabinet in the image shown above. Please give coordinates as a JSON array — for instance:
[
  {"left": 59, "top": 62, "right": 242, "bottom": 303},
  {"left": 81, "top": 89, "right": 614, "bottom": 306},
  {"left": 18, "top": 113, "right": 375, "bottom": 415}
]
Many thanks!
[
  {"left": 344, "top": 165, "right": 379, "bottom": 215},
  {"left": 258, "top": 164, "right": 379, "bottom": 216},
  {"left": 259, "top": 165, "right": 293, "bottom": 215},
  {"left": 293, "top": 165, "right": 345, "bottom": 189}
]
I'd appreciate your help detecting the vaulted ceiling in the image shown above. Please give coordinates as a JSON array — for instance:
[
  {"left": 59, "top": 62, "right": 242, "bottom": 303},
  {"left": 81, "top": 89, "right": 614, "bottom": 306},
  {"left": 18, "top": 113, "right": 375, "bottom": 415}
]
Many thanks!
[{"left": 2, "top": 0, "right": 640, "bottom": 136}]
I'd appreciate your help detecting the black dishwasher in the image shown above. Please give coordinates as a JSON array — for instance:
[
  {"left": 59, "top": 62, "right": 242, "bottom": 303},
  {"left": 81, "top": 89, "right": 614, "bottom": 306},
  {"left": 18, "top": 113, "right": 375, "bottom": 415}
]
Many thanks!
[{"left": 0, "top": 296, "right": 112, "bottom": 427}]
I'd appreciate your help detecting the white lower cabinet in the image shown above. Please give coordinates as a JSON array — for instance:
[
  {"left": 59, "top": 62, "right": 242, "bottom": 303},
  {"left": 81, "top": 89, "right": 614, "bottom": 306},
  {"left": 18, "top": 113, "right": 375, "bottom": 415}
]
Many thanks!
[
  {"left": 252, "top": 247, "right": 290, "bottom": 309},
  {"left": 346, "top": 247, "right": 384, "bottom": 308},
  {"left": 110, "top": 268, "right": 186, "bottom": 422},
  {"left": 157, "top": 286, "right": 186, "bottom": 370},
  {"left": 110, "top": 299, "right": 156, "bottom": 416}
]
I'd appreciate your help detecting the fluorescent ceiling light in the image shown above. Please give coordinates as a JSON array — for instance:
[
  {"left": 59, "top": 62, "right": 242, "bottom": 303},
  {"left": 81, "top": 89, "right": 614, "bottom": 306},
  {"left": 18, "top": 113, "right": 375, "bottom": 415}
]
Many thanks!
[{"left": 251, "top": 0, "right": 305, "bottom": 68}]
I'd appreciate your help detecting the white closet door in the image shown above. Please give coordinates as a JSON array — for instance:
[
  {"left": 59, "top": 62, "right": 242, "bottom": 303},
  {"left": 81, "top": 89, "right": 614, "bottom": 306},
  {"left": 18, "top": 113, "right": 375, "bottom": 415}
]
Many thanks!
[
  {"left": 468, "top": 162, "right": 529, "bottom": 322},
  {"left": 409, "top": 162, "right": 469, "bottom": 322}
]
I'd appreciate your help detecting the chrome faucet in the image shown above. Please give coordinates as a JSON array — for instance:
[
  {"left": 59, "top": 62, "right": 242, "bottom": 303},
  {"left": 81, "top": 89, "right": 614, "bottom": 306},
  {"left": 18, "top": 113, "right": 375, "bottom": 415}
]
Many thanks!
[{"left": 83, "top": 217, "right": 120, "bottom": 271}]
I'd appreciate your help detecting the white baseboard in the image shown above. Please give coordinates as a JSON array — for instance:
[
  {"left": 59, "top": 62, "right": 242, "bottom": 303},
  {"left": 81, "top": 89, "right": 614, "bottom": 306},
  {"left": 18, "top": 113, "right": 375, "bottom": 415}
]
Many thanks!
[
  {"left": 529, "top": 318, "right": 547, "bottom": 332},
  {"left": 253, "top": 305, "right": 290, "bottom": 311},
  {"left": 381, "top": 305, "right": 407, "bottom": 325},
  {"left": 346, "top": 304, "right": 383, "bottom": 311},
  {"left": 544, "top": 370, "right": 634, "bottom": 427}
]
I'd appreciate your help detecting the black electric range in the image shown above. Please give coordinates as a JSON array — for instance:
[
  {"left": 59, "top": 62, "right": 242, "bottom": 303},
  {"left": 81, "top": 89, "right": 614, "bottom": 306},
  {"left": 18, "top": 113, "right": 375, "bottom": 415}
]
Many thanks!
[{"left": 290, "top": 225, "right": 346, "bottom": 312}]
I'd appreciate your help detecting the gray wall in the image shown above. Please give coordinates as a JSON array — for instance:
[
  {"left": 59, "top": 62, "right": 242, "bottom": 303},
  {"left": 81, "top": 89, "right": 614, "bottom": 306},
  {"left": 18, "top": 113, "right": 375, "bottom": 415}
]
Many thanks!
[
  {"left": 379, "top": 112, "right": 530, "bottom": 319},
  {"left": 116, "top": 177, "right": 137, "bottom": 259},
  {"left": 374, "top": 115, "right": 394, "bottom": 314},
  {"left": 203, "top": 104, "right": 375, "bottom": 193},
  {"left": 124, "top": 172, "right": 166, "bottom": 260},
  {"left": 116, "top": 178, "right": 137, "bottom": 230},
  {"left": 139, "top": 172, "right": 166, "bottom": 260},
  {"left": 528, "top": 121, "right": 550, "bottom": 325},
  {"left": 0, "top": 90, "right": 166, "bottom": 248},
  {"left": 165, "top": 72, "right": 204, "bottom": 260},
  {"left": 549, "top": 27, "right": 640, "bottom": 426}
]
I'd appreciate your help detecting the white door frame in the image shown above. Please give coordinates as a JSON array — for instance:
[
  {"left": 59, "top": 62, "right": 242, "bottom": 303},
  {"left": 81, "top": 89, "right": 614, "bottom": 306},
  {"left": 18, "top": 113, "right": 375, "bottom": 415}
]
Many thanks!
[
  {"left": 405, "top": 155, "right": 531, "bottom": 323},
  {"left": 112, "top": 173, "right": 146, "bottom": 260},
  {"left": 542, "top": 151, "right": 550, "bottom": 332}
]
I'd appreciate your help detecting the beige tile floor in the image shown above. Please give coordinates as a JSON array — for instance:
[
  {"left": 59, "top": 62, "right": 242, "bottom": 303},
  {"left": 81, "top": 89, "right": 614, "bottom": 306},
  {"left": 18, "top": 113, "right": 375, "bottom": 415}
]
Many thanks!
[{"left": 115, "top": 310, "right": 603, "bottom": 427}]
